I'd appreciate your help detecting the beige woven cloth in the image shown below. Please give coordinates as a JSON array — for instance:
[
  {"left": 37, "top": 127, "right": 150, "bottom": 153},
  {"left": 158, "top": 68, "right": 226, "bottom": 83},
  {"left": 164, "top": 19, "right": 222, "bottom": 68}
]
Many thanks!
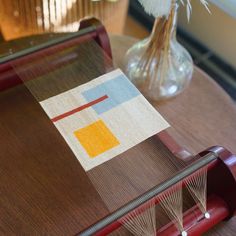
[{"left": 40, "top": 69, "right": 170, "bottom": 171}]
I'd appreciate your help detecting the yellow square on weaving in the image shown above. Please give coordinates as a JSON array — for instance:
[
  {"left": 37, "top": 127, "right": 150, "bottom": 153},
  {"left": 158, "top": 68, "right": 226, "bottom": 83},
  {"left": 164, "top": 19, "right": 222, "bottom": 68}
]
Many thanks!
[{"left": 74, "top": 120, "right": 119, "bottom": 158}]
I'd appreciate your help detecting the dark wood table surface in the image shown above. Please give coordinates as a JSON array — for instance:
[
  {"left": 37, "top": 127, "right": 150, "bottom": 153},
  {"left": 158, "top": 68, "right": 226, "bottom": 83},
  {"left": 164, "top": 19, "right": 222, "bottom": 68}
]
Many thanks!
[
  {"left": 0, "top": 34, "right": 235, "bottom": 235},
  {"left": 110, "top": 35, "right": 236, "bottom": 236}
]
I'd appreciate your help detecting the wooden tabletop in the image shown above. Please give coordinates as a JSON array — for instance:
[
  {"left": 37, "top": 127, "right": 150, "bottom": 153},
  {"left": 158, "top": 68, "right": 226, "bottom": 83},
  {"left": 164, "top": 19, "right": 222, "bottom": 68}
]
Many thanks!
[
  {"left": 0, "top": 34, "right": 236, "bottom": 235},
  {"left": 110, "top": 35, "right": 236, "bottom": 235}
]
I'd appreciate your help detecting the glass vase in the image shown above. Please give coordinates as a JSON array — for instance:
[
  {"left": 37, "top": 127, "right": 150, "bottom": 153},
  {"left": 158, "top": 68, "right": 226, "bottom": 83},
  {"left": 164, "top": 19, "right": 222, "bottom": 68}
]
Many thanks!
[{"left": 124, "top": 3, "right": 193, "bottom": 101}]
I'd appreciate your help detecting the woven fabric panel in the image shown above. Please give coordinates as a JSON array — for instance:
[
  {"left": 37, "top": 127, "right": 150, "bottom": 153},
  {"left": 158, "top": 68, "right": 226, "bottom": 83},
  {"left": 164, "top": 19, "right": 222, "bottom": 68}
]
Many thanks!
[{"left": 40, "top": 69, "right": 170, "bottom": 171}]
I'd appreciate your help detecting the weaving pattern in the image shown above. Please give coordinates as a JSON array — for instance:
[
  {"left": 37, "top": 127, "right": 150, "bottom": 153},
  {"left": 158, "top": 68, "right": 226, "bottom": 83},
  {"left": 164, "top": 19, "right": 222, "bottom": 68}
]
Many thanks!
[{"left": 40, "top": 69, "right": 169, "bottom": 171}]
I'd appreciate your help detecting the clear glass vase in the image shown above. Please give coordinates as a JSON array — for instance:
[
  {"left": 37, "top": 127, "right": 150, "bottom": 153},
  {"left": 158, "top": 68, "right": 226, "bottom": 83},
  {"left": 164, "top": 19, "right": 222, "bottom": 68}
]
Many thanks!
[{"left": 124, "top": 3, "right": 193, "bottom": 101}]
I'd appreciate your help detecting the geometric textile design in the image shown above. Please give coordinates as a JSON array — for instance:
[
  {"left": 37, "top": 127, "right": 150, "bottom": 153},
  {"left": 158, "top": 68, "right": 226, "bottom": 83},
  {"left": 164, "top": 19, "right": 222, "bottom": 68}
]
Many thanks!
[
  {"left": 74, "top": 120, "right": 119, "bottom": 158},
  {"left": 82, "top": 74, "right": 140, "bottom": 115},
  {"left": 39, "top": 69, "right": 170, "bottom": 171}
]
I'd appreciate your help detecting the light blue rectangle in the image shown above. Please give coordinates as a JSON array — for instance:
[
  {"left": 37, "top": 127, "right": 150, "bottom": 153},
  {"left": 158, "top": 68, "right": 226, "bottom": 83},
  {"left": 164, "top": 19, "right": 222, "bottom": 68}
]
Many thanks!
[{"left": 82, "top": 74, "right": 140, "bottom": 115}]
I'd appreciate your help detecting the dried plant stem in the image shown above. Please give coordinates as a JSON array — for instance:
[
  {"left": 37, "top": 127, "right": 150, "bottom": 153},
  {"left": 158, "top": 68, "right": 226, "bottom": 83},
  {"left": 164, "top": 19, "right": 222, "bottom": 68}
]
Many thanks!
[{"left": 139, "top": 4, "right": 176, "bottom": 91}]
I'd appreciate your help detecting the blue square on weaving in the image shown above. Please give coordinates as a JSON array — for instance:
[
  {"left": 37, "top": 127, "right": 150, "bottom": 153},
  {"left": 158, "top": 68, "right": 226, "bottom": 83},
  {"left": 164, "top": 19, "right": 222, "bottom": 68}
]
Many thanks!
[{"left": 82, "top": 74, "right": 140, "bottom": 115}]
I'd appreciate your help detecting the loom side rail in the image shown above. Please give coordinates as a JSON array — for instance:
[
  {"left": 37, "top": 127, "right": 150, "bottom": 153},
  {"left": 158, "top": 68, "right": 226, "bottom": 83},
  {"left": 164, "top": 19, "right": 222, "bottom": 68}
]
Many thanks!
[
  {"left": 0, "top": 18, "right": 112, "bottom": 92},
  {"left": 78, "top": 146, "right": 236, "bottom": 236}
]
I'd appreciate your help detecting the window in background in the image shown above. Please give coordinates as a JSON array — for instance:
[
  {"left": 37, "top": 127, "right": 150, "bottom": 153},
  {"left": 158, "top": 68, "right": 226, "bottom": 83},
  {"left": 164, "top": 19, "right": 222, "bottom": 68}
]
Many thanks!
[{"left": 210, "top": 0, "right": 236, "bottom": 18}]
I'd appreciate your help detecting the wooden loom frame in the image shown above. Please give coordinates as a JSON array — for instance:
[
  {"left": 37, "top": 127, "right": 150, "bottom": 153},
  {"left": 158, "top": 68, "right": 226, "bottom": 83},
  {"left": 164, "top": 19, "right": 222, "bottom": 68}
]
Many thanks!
[{"left": 0, "top": 18, "right": 235, "bottom": 236}]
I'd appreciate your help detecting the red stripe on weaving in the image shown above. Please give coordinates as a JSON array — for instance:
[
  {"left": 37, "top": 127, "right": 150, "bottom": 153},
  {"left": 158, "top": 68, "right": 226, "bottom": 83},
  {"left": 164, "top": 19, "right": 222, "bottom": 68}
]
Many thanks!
[{"left": 51, "top": 95, "right": 108, "bottom": 122}]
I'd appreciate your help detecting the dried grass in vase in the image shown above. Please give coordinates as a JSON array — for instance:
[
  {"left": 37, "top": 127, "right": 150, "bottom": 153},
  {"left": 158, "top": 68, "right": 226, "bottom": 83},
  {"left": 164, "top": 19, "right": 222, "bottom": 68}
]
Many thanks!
[{"left": 125, "top": 0, "right": 210, "bottom": 101}]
